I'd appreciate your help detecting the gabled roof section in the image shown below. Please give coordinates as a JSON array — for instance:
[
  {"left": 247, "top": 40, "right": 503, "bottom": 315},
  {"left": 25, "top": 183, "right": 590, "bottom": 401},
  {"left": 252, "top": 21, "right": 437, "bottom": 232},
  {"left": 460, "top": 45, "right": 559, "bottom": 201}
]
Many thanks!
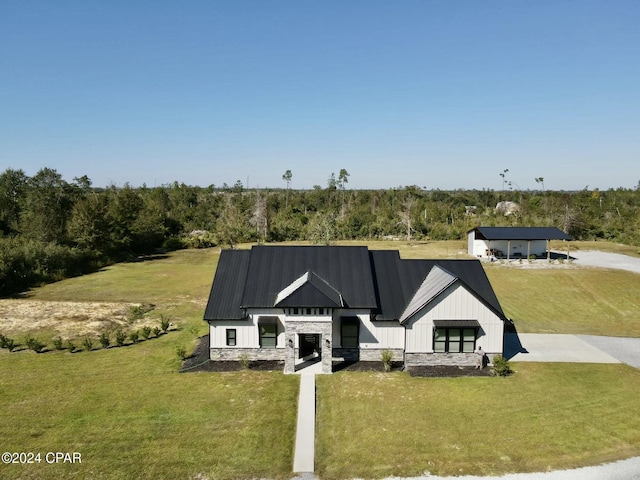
[
  {"left": 370, "top": 252, "right": 506, "bottom": 322},
  {"left": 203, "top": 249, "right": 251, "bottom": 320},
  {"left": 241, "top": 246, "right": 377, "bottom": 309},
  {"left": 470, "top": 226, "right": 572, "bottom": 241},
  {"left": 274, "top": 270, "right": 343, "bottom": 308},
  {"left": 204, "top": 246, "right": 506, "bottom": 323},
  {"left": 399, "top": 265, "right": 458, "bottom": 323}
]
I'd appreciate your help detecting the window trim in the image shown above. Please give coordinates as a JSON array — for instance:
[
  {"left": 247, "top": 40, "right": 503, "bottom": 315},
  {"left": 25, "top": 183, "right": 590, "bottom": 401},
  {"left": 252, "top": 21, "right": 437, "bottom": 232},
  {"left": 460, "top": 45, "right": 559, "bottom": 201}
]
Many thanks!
[
  {"left": 433, "top": 327, "right": 477, "bottom": 353},
  {"left": 259, "top": 320, "right": 277, "bottom": 348},
  {"left": 226, "top": 328, "right": 237, "bottom": 346}
]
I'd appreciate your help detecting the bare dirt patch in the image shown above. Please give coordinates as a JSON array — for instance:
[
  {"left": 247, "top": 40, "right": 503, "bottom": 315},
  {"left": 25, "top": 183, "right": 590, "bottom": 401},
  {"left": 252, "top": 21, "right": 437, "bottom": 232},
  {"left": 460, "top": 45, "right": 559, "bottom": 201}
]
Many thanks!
[{"left": 0, "top": 300, "right": 156, "bottom": 339}]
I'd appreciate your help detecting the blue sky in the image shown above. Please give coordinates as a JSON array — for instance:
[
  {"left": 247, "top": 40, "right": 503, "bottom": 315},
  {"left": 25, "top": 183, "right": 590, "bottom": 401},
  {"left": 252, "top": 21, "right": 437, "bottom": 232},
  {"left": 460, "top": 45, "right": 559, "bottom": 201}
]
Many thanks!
[{"left": 2, "top": 1, "right": 639, "bottom": 190}]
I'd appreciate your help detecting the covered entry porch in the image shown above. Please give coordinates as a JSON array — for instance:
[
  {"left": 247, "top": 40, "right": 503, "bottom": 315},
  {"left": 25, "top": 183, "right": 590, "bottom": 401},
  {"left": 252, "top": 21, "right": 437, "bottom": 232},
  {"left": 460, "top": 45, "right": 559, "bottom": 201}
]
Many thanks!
[{"left": 284, "top": 320, "right": 333, "bottom": 374}]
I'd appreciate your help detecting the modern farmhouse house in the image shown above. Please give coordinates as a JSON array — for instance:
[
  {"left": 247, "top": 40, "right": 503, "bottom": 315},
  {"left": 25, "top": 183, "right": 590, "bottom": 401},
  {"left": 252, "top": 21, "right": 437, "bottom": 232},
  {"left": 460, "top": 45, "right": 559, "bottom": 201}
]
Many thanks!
[
  {"left": 468, "top": 226, "right": 572, "bottom": 260},
  {"left": 204, "top": 245, "right": 506, "bottom": 373}
]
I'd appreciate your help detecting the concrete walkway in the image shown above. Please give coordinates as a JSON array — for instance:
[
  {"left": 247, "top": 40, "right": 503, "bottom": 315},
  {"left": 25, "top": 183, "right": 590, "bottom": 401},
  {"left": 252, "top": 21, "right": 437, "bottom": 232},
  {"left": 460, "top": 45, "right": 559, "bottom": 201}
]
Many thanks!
[{"left": 292, "top": 369, "right": 317, "bottom": 474}]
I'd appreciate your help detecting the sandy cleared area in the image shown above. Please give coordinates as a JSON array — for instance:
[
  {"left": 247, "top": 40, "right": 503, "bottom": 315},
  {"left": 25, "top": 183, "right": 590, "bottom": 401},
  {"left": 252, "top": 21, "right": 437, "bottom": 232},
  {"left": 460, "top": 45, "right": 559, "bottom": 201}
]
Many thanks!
[{"left": 0, "top": 300, "right": 155, "bottom": 339}]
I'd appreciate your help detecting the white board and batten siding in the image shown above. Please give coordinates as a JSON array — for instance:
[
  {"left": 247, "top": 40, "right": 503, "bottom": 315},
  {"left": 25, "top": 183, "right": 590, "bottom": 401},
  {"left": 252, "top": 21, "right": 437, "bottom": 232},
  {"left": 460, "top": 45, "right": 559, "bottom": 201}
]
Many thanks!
[
  {"left": 405, "top": 283, "right": 503, "bottom": 353},
  {"left": 209, "top": 310, "right": 286, "bottom": 349},
  {"left": 330, "top": 310, "right": 404, "bottom": 349}
]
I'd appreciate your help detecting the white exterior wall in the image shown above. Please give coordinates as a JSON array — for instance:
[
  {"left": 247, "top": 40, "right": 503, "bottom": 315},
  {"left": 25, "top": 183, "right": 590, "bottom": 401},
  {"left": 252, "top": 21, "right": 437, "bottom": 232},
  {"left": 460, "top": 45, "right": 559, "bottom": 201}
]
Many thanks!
[
  {"left": 471, "top": 239, "right": 548, "bottom": 258},
  {"left": 329, "top": 309, "right": 404, "bottom": 349},
  {"left": 209, "top": 309, "right": 286, "bottom": 348},
  {"left": 405, "top": 283, "right": 504, "bottom": 354}
]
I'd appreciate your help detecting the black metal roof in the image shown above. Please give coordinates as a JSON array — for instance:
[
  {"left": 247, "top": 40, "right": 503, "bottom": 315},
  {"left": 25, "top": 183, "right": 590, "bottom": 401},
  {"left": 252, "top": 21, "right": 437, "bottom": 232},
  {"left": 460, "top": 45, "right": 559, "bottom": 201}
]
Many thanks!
[
  {"left": 370, "top": 251, "right": 505, "bottom": 321},
  {"left": 203, "top": 245, "right": 506, "bottom": 322},
  {"left": 203, "top": 249, "right": 251, "bottom": 320},
  {"left": 470, "top": 226, "right": 572, "bottom": 241}
]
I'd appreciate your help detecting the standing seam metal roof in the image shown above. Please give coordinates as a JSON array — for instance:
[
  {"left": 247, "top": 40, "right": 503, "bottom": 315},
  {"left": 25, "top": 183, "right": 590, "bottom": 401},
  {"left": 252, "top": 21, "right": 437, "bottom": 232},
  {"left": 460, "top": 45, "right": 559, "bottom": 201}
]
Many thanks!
[
  {"left": 470, "top": 226, "right": 572, "bottom": 241},
  {"left": 203, "top": 246, "right": 506, "bottom": 322}
]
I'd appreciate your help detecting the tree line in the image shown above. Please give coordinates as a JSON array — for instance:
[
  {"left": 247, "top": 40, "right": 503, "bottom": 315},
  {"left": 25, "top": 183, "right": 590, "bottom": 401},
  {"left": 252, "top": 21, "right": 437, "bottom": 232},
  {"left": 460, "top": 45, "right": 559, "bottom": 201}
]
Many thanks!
[{"left": 2, "top": 167, "right": 639, "bottom": 296}]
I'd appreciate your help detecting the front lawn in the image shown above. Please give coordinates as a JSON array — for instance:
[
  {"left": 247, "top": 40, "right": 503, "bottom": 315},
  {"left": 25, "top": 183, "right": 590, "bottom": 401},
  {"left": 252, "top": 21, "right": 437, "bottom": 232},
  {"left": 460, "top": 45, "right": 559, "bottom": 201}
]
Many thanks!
[
  {"left": 316, "top": 364, "right": 640, "bottom": 479},
  {"left": 0, "top": 343, "right": 298, "bottom": 479}
]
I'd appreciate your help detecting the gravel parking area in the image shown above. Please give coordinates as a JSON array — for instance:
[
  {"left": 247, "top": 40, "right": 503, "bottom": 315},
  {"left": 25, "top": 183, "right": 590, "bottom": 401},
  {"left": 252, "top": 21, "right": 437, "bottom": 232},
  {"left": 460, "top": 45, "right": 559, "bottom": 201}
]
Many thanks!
[{"left": 571, "top": 250, "right": 640, "bottom": 274}]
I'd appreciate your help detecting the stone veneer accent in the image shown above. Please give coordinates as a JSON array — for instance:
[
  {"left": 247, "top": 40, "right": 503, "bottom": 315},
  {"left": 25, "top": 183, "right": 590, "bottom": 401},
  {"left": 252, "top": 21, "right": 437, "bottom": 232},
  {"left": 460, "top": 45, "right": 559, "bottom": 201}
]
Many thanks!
[
  {"left": 405, "top": 352, "right": 497, "bottom": 367},
  {"left": 209, "top": 348, "right": 285, "bottom": 361},
  {"left": 332, "top": 348, "right": 404, "bottom": 362},
  {"left": 284, "top": 320, "right": 332, "bottom": 374}
]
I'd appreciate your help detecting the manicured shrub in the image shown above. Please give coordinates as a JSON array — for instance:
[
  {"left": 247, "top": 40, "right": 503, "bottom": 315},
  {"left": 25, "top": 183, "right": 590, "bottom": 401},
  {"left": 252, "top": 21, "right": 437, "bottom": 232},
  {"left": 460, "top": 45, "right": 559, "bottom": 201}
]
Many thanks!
[
  {"left": 53, "top": 337, "right": 64, "bottom": 350},
  {"left": 98, "top": 332, "right": 110, "bottom": 349},
  {"left": 381, "top": 349, "right": 393, "bottom": 372},
  {"left": 128, "top": 330, "right": 139, "bottom": 344},
  {"left": 175, "top": 345, "right": 187, "bottom": 361},
  {"left": 159, "top": 315, "right": 171, "bottom": 333},
  {"left": 141, "top": 326, "right": 152, "bottom": 340},
  {"left": 25, "top": 335, "right": 46, "bottom": 353},
  {"left": 66, "top": 340, "right": 76, "bottom": 353},
  {"left": 238, "top": 353, "right": 250, "bottom": 370},
  {"left": 152, "top": 326, "right": 161, "bottom": 337},
  {"left": 128, "top": 304, "right": 154, "bottom": 323},
  {"left": 0, "top": 334, "right": 17, "bottom": 352},
  {"left": 115, "top": 329, "right": 127, "bottom": 347},
  {"left": 491, "top": 355, "right": 514, "bottom": 377},
  {"left": 82, "top": 336, "right": 93, "bottom": 351}
]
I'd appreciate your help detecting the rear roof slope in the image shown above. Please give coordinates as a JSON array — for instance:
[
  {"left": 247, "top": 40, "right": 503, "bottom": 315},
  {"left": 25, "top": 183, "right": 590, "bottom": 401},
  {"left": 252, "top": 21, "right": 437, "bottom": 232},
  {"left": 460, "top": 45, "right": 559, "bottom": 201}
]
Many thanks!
[{"left": 240, "top": 245, "right": 377, "bottom": 309}]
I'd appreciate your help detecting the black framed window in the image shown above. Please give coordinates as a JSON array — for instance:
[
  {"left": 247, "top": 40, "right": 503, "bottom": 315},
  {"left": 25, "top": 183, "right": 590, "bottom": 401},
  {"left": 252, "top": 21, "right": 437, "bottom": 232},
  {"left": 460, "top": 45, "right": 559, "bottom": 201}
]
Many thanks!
[
  {"left": 226, "top": 329, "right": 236, "bottom": 346},
  {"left": 259, "top": 322, "right": 277, "bottom": 348},
  {"left": 434, "top": 328, "right": 476, "bottom": 353},
  {"left": 341, "top": 317, "right": 359, "bottom": 348}
]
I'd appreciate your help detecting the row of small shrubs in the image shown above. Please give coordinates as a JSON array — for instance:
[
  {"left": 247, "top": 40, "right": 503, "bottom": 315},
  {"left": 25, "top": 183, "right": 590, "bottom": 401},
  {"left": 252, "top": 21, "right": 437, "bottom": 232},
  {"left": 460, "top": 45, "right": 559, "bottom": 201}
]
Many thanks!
[{"left": 0, "top": 315, "right": 173, "bottom": 354}]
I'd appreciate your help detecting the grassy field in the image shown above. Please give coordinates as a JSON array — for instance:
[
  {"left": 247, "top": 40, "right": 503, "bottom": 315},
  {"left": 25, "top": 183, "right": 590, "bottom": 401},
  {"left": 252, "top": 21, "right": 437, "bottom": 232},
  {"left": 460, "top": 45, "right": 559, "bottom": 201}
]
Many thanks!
[
  {"left": 0, "top": 248, "right": 299, "bottom": 480},
  {"left": 2, "top": 241, "right": 640, "bottom": 479},
  {"left": 316, "top": 364, "right": 640, "bottom": 479},
  {"left": 486, "top": 265, "right": 640, "bottom": 336}
]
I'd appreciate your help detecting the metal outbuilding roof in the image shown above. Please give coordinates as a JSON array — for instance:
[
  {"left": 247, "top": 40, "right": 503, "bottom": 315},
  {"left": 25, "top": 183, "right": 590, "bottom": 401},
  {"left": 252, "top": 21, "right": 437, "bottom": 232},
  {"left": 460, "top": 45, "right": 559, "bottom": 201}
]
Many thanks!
[{"left": 470, "top": 226, "right": 572, "bottom": 241}]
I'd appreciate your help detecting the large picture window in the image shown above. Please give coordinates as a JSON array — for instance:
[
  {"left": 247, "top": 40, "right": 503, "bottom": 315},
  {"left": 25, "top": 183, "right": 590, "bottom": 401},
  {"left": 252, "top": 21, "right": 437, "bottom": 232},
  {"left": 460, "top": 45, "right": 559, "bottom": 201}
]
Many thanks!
[
  {"left": 434, "top": 327, "right": 476, "bottom": 353},
  {"left": 341, "top": 317, "right": 359, "bottom": 348},
  {"left": 259, "top": 321, "right": 277, "bottom": 348}
]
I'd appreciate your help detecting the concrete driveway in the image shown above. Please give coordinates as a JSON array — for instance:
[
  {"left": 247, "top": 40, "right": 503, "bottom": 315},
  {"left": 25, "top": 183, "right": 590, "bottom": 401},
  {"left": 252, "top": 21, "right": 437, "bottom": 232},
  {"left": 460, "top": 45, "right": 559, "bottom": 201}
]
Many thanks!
[{"left": 505, "top": 333, "right": 621, "bottom": 363}]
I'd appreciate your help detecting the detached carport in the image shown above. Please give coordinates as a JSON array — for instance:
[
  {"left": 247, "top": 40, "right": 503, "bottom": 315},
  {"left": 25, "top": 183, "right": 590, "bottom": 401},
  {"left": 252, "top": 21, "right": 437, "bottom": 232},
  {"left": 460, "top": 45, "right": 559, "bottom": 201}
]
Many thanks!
[{"left": 467, "top": 226, "right": 572, "bottom": 260}]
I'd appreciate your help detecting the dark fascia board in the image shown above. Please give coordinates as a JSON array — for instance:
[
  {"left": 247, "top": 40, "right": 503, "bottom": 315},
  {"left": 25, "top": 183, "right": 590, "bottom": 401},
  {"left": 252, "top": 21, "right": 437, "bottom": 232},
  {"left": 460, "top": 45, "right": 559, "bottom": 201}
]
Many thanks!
[{"left": 469, "top": 226, "right": 572, "bottom": 241}]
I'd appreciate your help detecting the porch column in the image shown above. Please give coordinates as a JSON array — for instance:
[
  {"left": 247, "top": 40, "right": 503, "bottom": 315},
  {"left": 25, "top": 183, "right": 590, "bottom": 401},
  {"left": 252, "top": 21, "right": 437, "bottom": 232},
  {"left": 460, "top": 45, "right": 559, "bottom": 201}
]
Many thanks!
[
  {"left": 284, "top": 327, "right": 296, "bottom": 374},
  {"left": 321, "top": 330, "right": 332, "bottom": 374}
]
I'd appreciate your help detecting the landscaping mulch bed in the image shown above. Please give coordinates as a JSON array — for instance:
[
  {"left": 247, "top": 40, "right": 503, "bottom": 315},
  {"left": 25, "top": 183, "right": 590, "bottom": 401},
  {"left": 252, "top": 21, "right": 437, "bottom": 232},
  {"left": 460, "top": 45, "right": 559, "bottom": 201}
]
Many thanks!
[
  {"left": 332, "top": 361, "right": 405, "bottom": 372},
  {"left": 182, "top": 335, "right": 494, "bottom": 377},
  {"left": 407, "top": 365, "right": 494, "bottom": 377},
  {"left": 179, "top": 335, "right": 283, "bottom": 373}
]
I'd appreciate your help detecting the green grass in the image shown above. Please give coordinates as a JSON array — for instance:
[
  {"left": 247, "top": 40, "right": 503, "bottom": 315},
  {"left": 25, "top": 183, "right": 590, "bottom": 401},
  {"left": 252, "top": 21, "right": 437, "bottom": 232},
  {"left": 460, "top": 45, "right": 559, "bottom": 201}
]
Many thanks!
[
  {"left": 3, "top": 241, "right": 640, "bottom": 478},
  {"left": 486, "top": 266, "right": 640, "bottom": 335},
  {"left": 0, "top": 248, "right": 298, "bottom": 480},
  {"left": 0, "top": 344, "right": 298, "bottom": 479},
  {"left": 316, "top": 364, "right": 640, "bottom": 479}
]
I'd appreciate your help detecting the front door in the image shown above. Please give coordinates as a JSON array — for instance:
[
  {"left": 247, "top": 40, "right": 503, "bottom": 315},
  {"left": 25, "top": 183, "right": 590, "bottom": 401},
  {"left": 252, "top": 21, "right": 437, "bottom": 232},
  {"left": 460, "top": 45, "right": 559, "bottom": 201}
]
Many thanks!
[{"left": 299, "top": 334, "right": 320, "bottom": 359}]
